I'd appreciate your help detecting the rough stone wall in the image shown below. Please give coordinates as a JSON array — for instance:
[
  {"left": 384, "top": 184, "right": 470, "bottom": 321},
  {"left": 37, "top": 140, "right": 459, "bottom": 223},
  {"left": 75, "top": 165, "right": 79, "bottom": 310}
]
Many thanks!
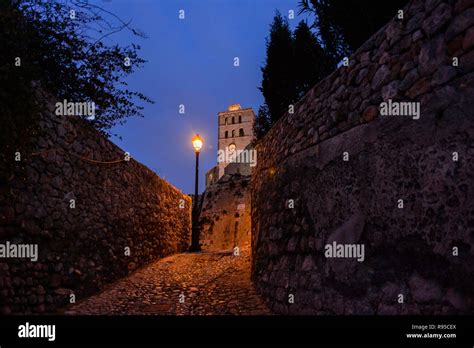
[
  {"left": 0, "top": 106, "right": 192, "bottom": 314},
  {"left": 205, "top": 165, "right": 219, "bottom": 188},
  {"left": 199, "top": 175, "right": 251, "bottom": 251},
  {"left": 252, "top": 0, "right": 474, "bottom": 315}
]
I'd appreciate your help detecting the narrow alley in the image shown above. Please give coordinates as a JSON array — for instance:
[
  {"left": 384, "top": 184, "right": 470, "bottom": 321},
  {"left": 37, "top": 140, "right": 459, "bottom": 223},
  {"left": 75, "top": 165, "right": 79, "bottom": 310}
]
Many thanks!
[{"left": 64, "top": 246, "right": 271, "bottom": 315}]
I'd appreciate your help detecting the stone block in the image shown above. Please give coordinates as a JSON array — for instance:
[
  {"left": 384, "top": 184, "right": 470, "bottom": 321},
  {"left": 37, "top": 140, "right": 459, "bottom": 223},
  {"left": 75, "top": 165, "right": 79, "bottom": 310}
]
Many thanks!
[
  {"left": 432, "top": 66, "right": 457, "bottom": 85},
  {"left": 418, "top": 37, "right": 447, "bottom": 76},
  {"left": 422, "top": 3, "right": 452, "bottom": 36},
  {"left": 371, "top": 65, "right": 392, "bottom": 90},
  {"left": 446, "top": 8, "right": 474, "bottom": 40}
]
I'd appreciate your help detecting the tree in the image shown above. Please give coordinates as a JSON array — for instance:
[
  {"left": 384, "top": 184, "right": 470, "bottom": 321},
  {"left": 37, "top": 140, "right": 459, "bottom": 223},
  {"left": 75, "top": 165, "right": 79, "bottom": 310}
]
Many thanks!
[
  {"left": 255, "top": 16, "right": 335, "bottom": 140},
  {"left": 299, "top": 0, "right": 409, "bottom": 62},
  {"left": 293, "top": 20, "right": 335, "bottom": 99},
  {"left": 259, "top": 11, "right": 297, "bottom": 125},
  {"left": 253, "top": 104, "right": 272, "bottom": 141},
  {"left": 0, "top": 0, "right": 152, "bottom": 183}
]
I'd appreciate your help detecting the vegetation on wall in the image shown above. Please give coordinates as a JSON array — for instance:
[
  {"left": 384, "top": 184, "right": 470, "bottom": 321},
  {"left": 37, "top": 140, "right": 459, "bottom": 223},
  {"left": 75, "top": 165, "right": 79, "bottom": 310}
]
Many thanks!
[{"left": 0, "top": 0, "right": 152, "bottom": 184}]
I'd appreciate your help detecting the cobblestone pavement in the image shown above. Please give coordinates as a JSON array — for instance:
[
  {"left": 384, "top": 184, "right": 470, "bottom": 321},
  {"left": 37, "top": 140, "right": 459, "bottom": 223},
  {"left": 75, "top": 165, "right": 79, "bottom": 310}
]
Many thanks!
[{"left": 64, "top": 246, "right": 271, "bottom": 315}]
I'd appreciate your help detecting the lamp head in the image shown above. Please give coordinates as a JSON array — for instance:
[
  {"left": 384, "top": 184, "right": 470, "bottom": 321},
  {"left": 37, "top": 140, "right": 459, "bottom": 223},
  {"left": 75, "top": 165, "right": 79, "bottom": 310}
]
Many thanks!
[{"left": 192, "top": 134, "right": 203, "bottom": 152}]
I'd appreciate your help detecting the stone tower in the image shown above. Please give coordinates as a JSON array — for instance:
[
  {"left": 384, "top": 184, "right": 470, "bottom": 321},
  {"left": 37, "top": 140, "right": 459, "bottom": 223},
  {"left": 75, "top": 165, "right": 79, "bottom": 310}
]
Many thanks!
[
  {"left": 217, "top": 104, "right": 255, "bottom": 178},
  {"left": 205, "top": 104, "right": 255, "bottom": 187}
]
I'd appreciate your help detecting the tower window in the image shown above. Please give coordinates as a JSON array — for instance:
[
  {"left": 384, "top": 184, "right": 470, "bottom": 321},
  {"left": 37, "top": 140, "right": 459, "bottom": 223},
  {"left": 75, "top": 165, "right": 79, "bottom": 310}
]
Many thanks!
[
  {"left": 225, "top": 130, "right": 228, "bottom": 138},
  {"left": 232, "top": 117, "right": 235, "bottom": 124},
  {"left": 239, "top": 128, "right": 244, "bottom": 137},
  {"left": 239, "top": 116, "right": 242, "bottom": 123},
  {"left": 231, "top": 129, "right": 235, "bottom": 138}
]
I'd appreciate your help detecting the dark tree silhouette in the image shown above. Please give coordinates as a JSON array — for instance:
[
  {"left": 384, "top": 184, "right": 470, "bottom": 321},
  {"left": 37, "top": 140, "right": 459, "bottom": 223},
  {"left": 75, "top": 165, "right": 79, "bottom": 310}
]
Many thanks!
[
  {"left": 255, "top": 2, "right": 410, "bottom": 140},
  {"left": 259, "top": 11, "right": 297, "bottom": 125},
  {"left": 255, "top": 16, "right": 334, "bottom": 139},
  {"left": 299, "top": 0, "right": 409, "bottom": 62},
  {"left": 294, "top": 20, "right": 335, "bottom": 99},
  {"left": 253, "top": 104, "right": 272, "bottom": 141}
]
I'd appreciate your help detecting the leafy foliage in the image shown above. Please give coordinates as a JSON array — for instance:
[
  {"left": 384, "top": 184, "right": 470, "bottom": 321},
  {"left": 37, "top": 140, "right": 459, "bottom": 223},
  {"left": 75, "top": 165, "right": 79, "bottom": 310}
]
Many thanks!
[{"left": 0, "top": 0, "right": 152, "bottom": 183}]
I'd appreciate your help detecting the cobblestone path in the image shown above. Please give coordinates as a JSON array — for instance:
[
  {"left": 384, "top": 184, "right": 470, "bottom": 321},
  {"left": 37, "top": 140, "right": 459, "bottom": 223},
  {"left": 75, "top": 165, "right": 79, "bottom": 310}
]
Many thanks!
[{"left": 64, "top": 246, "right": 271, "bottom": 315}]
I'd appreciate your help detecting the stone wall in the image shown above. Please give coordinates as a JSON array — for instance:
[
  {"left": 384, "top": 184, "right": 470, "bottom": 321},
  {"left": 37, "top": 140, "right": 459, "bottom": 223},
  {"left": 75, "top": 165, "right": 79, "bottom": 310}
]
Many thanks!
[
  {"left": 252, "top": 0, "right": 474, "bottom": 314},
  {"left": 205, "top": 165, "right": 219, "bottom": 188},
  {"left": 0, "top": 104, "right": 192, "bottom": 314},
  {"left": 199, "top": 175, "right": 251, "bottom": 251}
]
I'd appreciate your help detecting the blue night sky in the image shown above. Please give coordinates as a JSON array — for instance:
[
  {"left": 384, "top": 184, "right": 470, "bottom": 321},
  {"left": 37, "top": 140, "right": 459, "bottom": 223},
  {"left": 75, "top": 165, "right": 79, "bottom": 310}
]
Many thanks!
[{"left": 98, "top": 0, "right": 306, "bottom": 194}]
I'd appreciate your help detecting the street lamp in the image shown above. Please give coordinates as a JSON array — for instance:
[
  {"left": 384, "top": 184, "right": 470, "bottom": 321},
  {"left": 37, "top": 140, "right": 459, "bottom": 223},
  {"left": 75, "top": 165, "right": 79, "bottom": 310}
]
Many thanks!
[{"left": 190, "top": 134, "right": 203, "bottom": 252}]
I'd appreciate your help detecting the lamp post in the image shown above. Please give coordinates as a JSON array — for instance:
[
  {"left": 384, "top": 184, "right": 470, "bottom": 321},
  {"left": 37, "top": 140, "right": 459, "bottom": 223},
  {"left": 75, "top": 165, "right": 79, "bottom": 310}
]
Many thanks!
[{"left": 190, "top": 134, "right": 203, "bottom": 252}]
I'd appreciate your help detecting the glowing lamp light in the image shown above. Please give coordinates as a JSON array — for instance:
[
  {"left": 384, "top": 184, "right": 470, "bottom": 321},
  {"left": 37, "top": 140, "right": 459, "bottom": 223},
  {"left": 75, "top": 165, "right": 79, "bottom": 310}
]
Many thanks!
[{"left": 192, "top": 134, "right": 203, "bottom": 152}]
